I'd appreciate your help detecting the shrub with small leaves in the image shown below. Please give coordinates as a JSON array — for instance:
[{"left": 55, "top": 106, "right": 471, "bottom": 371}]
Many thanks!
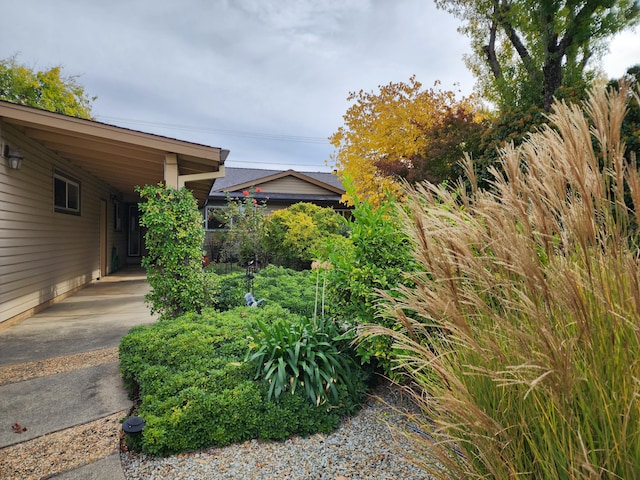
[
  {"left": 119, "top": 305, "right": 365, "bottom": 456},
  {"left": 136, "top": 184, "right": 205, "bottom": 319},
  {"left": 262, "top": 202, "right": 349, "bottom": 270},
  {"left": 322, "top": 192, "right": 417, "bottom": 376},
  {"left": 220, "top": 188, "right": 268, "bottom": 266},
  {"left": 206, "top": 265, "right": 319, "bottom": 316}
]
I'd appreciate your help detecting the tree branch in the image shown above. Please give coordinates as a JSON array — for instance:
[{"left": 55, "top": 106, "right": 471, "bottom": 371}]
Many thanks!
[
  {"left": 484, "top": 19, "right": 502, "bottom": 80},
  {"left": 558, "top": 1, "right": 599, "bottom": 60},
  {"left": 496, "top": 1, "right": 537, "bottom": 79}
]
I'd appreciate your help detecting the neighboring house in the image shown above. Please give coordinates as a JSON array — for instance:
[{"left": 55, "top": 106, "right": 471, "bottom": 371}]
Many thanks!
[
  {"left": 204, "top": 167, "right": 349, "bottom": 230},
  {"left": 0, "top": 100, "right": 228, "bottom": 327}
]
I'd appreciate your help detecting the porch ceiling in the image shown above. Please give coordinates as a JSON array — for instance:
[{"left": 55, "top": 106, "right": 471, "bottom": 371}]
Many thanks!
[{"left": 0, "top": 101, "right": 226, "bottom": 205}]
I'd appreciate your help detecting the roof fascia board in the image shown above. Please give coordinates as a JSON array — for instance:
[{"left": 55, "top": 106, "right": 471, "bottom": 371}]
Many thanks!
[{"left": 0, "top": 101, "right": 222, "bottom": 161}]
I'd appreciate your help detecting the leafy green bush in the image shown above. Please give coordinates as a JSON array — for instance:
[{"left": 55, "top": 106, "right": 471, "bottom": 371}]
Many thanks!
[
  {"left": 136, "top": 184, "right": 205, "bottom": 319},
  {"left": 262, "top": 203, "right": 349, "bottom": 269},
  {"left": 119, "top": 305, "right": 365, "bottom": 456},
  {"left": 204, "top": 271, "right": 247, "bottom": 311},
  {"left": 322, "top": 195, "right": 417, "bottom": 375},
  {"left": 248, "top": 314, "right": 362, "bottom": 406},
  {"left": 205, "top": 265, "right": 319, "bottom": 316},
  {"left": 219, "top": 188, "right": 268, "bottom": 266},
  {"left": 253, "top": 266, "right": 319, "bottom": 316},
  {"left": 366, "top": 85, "right": 640, "bottom": 478}
]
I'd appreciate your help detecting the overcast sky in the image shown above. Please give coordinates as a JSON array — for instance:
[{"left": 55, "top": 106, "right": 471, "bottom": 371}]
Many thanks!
[{"left": 2, "top": 1, "right": 638, "bottom": 172}]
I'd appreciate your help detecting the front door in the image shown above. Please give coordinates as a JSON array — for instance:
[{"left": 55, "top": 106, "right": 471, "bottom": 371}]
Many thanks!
[
  {"left": 100, "top": 199, "right": 107, "bottom": 278},
  {"left": 128, "top": 204, "right": 141, "bottom": 257}
]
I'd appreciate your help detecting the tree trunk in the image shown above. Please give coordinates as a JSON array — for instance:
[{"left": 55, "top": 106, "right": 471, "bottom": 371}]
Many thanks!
[{"left": 542, "top": 51, "right": 563, "bottom": 111}]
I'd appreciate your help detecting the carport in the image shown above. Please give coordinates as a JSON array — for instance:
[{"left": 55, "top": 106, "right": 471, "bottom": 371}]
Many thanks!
[{"left": 0, "top": 100, "right": 229, "bottom": 326}]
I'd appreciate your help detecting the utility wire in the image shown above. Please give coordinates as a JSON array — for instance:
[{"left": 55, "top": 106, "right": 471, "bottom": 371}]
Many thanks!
[
  {"left": 227, "top": 158, "right": 334, "bottom": 170},
  {"left": 96, "top": 115, "right": 331, "bottom": 144}
]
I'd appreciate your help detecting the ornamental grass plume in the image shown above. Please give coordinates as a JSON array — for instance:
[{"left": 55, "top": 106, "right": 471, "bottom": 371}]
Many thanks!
[{"left": 361, "top": 83, "right": 640, "bottom": 479}]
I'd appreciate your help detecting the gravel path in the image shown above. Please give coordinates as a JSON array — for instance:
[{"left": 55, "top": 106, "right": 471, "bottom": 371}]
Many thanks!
[
  {"left": 0, "top": 347, "right": 119, "bottom": 386},
  {"left": 0, "top": 348, "right": 125, "bottom": 480},
  {"left": 121, "top": 382, "right": 432, "bottom": 480},
  {"left": 1, "top": 348, "right": 433, "bottom": 479},
  {"left": 0, "top": 411, "right": 126, "bottom": 480}
]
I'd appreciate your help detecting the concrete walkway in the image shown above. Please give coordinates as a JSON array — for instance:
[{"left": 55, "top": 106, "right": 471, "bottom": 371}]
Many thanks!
[{"left": 0, "top": 268, "right": 156, "bottom": 479}]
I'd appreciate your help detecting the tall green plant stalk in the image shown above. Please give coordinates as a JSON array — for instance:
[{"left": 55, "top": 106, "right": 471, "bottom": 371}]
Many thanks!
[
  {"left": 362, "top": 83, "right": 640, "bottom": 479},
  {"left": 311, "top": 261, "right": 330, "bottom": 325}
]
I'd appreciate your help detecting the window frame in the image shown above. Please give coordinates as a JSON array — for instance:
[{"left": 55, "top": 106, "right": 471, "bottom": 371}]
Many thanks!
[
  {"left": 53, "top": 170, "right": 81, "bottom": 215},
  {"left": 204, "top": 205, "right": 230, "bottom": 231}
]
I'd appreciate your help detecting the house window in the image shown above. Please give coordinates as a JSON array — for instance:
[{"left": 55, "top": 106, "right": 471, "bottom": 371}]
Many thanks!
[
  {"left": 205, "top": 205, "right": 229, "bottom": 231},
  {"left": 54, "top": 171, "right": 81, "bottom": 215}
]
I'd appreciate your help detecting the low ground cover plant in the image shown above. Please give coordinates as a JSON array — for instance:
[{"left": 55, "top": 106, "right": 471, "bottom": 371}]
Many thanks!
[
  {"left": 205, "top": 265, "right": 319, "bottom": 316},
  {"left": 365, "top": 84, "right": 640, "bottom": 478},
  {"left": 120, "top": 305, "right": 366, "bottom": 456}
]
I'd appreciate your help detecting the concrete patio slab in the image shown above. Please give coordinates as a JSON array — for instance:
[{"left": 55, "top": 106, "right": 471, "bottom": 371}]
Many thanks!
[
  {"left": 0, "top": 271, "right": 156, "bottom": 366},
  {"left": 0, "top": 268, "right": 156, "bottom": 479},
  {"left": 0, "top": 363, "right": 130, "bottom": 448},
  {"left": 52, "top": 453, "right": 126, "bottom": 480}
]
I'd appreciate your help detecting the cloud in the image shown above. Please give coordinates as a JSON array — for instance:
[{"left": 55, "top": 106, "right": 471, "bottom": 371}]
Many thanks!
[{"left": 3, "top": 1, "right": 636, "bottom": 171}]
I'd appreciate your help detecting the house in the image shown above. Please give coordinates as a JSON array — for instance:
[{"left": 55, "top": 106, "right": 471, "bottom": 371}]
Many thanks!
[
  {"left": 0, "top": 100, "right": 228, "bottom": 327},
  {"left": 204, "top": 167, "right": 349, "bottom": 230}
]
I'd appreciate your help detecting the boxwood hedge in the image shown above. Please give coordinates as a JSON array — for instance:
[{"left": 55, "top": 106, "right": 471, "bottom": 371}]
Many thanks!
[{"left": 119, "top": 305, "right": 366, "bottom": 456}]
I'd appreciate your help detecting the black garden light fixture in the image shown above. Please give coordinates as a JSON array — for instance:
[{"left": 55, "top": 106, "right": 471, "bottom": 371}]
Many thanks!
[{"left": 122, "top": 416, "right": 145, "bottom": 435}]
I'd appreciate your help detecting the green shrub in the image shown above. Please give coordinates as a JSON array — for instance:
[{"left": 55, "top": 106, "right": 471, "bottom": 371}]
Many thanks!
[
  {"left": 366, "top": 85, "right": 640, "bottom": 478},
  {"left": 253, "top": 266, "right": 318, "bottom": 316},
  {"left": 119, "top": 305, "right": 365, "bottom": 456},
  {"left": 322, "top": 194, "right": 417, "bottom": 375},
  {"left": 219, "top": 188, "right": 268, "bottom": 266},
  {"left": 262, "top": 203, "right": 349, "bottom": 269},
  {"left": 205, "top": 265, "right": 319, "bottom": 316},
  {"left": 136, "top": 184, "right": 205, "bottom": 319},
  {"left": 247, "top": 314, "right": 362, "bottom": 406},
  {"left": 204, "top": 271, "right": 247, "bottom": 311}
]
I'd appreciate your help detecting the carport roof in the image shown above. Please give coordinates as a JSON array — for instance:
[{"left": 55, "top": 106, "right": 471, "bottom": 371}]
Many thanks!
[{"left": 0, "top": 100, "right": 227, "bottom": 205}]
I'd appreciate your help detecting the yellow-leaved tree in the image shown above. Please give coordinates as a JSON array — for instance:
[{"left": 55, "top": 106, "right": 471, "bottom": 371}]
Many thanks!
[
  {"left": 0, "top": 56, "right": 95, "bottom": 119},
  {"left": 329, "top": 76, "right": 484, "bottom": 206}
]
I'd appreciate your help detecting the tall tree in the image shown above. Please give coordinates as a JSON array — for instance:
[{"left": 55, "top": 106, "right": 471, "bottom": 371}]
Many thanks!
[
  {"left": 329, "top": 76, "right": 484, "bottom": 205},
  {"left": 0, "top": 56, "right": 94, "bottom": 118},
  {"left": 435, "top": 0, "right": 640, "bottom": 111}
]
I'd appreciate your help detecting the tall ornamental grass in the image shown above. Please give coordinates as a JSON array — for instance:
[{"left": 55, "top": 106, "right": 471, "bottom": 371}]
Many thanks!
[{"left": 364, "top": 83, "right": 640, "bottom": 479}]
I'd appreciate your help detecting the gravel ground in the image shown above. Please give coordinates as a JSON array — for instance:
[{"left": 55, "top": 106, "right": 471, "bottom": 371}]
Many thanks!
[
  {"left": 1, "top": 348, "right": 434, "bottom": 479},
  {"left": 0, "top": 348, "right": 125, "bottom": 480},
  {"left": 0, "top": 347, "right": 119, "bottom": 386},
  {"left": 121, "top": 382, "right": 433, "bottom": 480},
  {"left": 0, "top": 411, "right": 126, "bottom": 480}
]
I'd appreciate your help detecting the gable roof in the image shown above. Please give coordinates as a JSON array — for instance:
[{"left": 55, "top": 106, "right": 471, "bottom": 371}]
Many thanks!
[
  {"left": 209, "top": 167, "right": 344, "bottom": 194},
  {"left": 0, "top": 100, "right": 227, "bottom": 205}
]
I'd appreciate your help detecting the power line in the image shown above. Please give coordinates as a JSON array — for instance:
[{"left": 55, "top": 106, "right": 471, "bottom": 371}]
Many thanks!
[
  {"left": 96, "top": 115, "right": 331, "bottom": 145},
  {"left": 227, "top": 158, "right": 335, "bottom": 170}
]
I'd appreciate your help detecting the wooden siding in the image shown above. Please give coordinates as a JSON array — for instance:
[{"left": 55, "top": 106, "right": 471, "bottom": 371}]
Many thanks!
[
  {"left": 259, "top": 176, "right": 335, "bottom": 195},
  {"left": 0, "top": 123, "right": 125, "bottom": 325}
]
